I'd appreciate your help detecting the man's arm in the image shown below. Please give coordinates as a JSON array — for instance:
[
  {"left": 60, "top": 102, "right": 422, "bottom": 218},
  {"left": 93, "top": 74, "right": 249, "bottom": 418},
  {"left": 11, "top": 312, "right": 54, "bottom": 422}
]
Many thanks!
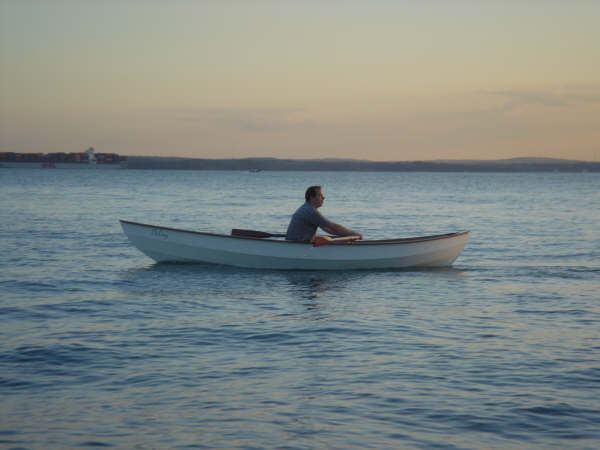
[{"left": 322, "top": 222, "right": 363, "bottom": 239}]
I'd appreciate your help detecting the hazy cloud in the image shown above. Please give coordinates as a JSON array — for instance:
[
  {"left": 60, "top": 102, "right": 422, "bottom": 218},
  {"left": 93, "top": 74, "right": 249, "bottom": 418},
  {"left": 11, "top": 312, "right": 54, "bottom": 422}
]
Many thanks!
[
  {"left": 160, "top": 107, "right": 318, "bottom": 132},
  {"left": 484, "top": 85, "right": 600, "bottom": 113}
]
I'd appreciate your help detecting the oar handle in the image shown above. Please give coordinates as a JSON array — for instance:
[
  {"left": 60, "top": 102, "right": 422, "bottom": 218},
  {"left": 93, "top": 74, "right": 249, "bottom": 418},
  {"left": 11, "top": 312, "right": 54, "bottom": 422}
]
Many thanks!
[{"left": 231, "top": 229, "right": 286, "bottom": 238}]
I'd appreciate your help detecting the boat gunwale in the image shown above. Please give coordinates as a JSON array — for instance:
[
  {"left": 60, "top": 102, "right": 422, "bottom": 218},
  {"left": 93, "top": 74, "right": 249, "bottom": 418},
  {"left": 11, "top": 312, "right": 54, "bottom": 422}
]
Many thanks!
[{"left": 120, "top": 219, "right": 469, "bottom": 246}]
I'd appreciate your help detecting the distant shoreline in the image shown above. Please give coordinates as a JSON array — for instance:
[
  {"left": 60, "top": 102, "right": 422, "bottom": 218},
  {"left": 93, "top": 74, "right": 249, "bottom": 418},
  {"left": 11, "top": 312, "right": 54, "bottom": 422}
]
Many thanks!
[
  {"left": 2, "top": 155, "right": 599, "bottom": 172},
  {"left": 123, "top": 156, "right": 600, "bottom": 172}
]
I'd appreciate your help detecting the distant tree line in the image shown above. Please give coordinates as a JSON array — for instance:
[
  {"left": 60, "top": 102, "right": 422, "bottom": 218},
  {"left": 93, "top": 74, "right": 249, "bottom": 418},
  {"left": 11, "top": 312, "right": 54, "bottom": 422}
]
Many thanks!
[{"left": 125, "top": 156, "right": 600, "bottom": 172}]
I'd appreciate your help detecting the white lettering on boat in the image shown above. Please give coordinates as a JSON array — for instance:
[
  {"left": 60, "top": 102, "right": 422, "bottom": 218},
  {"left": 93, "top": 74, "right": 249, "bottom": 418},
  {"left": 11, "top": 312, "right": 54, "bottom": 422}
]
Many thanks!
[{"left": 151, "top": 228, "right": 168, "bottom": 240}]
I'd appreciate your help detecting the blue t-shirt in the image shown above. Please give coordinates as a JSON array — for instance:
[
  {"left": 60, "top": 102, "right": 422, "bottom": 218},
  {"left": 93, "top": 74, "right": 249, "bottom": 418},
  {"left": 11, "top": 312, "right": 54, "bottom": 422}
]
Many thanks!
[{"left": 286, "top": 202, "right": 332, "bottom": 241}]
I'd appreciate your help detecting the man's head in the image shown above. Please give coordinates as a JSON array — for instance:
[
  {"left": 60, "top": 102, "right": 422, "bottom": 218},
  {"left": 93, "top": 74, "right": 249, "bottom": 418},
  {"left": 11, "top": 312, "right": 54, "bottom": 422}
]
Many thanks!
[{"left": 305, "top": 185, "right": 325, "bottom": 208}]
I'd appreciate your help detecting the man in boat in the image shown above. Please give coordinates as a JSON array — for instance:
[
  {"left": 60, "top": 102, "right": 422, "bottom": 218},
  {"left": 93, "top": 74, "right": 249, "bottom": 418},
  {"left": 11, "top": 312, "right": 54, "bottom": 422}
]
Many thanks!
[{"left": 286, "top": 186, "right": 362, "bottom": 242}]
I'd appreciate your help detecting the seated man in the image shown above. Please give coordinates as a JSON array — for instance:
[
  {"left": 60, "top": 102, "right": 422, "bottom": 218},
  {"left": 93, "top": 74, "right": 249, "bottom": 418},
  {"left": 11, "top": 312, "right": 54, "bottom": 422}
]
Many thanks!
[{"left": 285, "top": 185, "right": 362, "bottom": 242}]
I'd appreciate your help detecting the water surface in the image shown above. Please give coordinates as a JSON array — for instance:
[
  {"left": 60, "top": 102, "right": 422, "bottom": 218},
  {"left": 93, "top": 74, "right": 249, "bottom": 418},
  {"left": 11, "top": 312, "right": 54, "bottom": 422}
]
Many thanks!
[{"left": 1, "top": 170, "right": 599, "bottom": 449}]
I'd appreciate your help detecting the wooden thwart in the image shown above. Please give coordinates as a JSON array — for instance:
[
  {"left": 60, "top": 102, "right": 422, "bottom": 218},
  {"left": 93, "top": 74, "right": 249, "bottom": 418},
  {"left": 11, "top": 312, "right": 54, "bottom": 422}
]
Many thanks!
[{"left": 231, "top": 228, "right": 361, "bottom": 246}]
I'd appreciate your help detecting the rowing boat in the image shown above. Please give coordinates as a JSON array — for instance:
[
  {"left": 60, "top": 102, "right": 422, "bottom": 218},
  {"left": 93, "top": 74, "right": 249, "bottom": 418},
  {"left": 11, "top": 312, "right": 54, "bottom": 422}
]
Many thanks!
[
  {"left": 120, "top": 220, "right": 469, "bottom": 270},
  {"left": 121, "top": 220, "right": 469, "bottom": 270}
]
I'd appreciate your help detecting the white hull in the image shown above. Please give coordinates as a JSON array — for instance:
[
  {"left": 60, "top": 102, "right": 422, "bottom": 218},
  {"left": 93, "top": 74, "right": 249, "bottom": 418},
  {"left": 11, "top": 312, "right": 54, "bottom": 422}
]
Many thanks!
[{"left": 121, "top": 220, "right": 470, "bottom": 270}]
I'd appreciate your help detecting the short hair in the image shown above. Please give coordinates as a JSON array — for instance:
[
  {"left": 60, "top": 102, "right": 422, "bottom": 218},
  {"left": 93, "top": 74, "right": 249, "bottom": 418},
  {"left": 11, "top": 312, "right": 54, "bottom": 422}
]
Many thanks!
[{"left": 305, "top": 185, "right": 322, "bottom": 202}]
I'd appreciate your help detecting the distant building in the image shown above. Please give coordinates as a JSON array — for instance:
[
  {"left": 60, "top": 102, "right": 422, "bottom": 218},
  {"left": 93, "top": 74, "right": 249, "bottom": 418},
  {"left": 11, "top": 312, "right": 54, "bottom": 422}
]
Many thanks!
[{"left": 0, "top": 148, "right": 127, "bottom": 169}]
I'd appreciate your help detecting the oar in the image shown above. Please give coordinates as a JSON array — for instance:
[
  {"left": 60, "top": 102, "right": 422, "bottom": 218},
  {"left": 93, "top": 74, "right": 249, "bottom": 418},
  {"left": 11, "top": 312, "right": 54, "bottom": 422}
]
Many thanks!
[
  {"left": 231, "top": 229, "right": 286, "bottom": 238},
  {"left": 313, "top": 235, "right": 362, "bottom": 247}
]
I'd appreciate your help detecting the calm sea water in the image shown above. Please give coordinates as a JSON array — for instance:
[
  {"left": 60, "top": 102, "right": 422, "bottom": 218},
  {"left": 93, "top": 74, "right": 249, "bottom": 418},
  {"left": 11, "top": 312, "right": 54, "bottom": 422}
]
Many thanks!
[{"left": 1, "top": 170, "right": 599, "bottom": 449}]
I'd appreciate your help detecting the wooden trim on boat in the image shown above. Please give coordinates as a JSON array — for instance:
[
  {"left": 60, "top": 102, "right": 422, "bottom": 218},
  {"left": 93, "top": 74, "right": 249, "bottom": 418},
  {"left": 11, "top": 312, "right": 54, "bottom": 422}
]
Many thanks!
[{"left": 353, "top": 231, "right": 469, "bottom": 245}]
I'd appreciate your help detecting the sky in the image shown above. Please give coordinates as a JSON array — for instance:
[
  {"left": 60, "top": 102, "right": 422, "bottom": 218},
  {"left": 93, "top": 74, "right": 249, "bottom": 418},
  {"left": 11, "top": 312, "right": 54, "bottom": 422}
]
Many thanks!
[{"left": 1, "top": 0, "right": 599, "bottom": 161}]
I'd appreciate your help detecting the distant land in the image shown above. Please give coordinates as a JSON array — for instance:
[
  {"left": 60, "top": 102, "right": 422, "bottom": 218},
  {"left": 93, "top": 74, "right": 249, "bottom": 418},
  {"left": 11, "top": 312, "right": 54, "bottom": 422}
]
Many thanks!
[
  {"left": 126, "top": 156, "right": 600, "bottom": 172},
  {"left": 2, "top": 152, "right": 599, "bottom": 172}
]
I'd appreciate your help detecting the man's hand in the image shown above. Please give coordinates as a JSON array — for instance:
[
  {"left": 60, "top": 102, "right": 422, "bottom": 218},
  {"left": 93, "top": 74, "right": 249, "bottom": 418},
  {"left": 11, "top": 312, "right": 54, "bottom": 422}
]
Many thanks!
[{"left": 324, "top": 223, "right": 361, "bottom": 239}]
